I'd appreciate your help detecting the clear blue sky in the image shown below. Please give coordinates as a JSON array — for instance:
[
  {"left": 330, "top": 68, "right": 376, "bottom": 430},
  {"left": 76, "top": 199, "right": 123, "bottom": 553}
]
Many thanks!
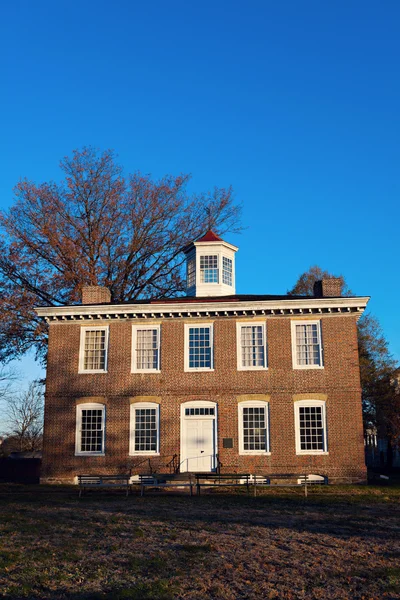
[{"left": 0, "top": 0, "right": 399, "bottom": 392}]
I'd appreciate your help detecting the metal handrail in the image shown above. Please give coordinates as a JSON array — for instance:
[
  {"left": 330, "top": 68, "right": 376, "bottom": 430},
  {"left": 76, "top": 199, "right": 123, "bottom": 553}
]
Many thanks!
[
  {"left": 128, "top": 454, "right": 181, "bottom": 475},
  {"left": 216, "top": 453, "right": 222, "bottom": 475},
  {"left": 166, "top": 454, "right": 179, "bottom": 473}
]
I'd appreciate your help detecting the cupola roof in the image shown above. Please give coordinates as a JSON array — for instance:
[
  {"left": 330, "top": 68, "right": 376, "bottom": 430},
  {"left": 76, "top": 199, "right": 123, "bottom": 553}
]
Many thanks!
[{"left": 196, "top": 230, "right": 224, "bottom": 243}]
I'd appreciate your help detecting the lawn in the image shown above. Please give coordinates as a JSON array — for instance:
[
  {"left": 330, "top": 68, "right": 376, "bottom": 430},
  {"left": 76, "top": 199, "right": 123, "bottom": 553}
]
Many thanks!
[{"left": 1, "top": 484, "right": 400, "bottom": 599}]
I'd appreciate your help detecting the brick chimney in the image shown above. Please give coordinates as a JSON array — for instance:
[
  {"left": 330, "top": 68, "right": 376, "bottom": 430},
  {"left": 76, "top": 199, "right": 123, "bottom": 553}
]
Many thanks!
[
  {"left": 81, "top": 286, "right": 111, "bottom": 305},
  {"left": 313, "top": 278, "right": 342, "bottom": 298}
]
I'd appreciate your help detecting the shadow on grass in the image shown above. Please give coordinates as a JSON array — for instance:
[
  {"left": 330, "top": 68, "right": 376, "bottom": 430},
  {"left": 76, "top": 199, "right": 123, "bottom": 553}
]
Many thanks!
[
  {"left": 1, "top": 484, "right": 400, "bottom": 545},
  {"left": 6, "top": 582, "right": 177, "bottom": 600}
]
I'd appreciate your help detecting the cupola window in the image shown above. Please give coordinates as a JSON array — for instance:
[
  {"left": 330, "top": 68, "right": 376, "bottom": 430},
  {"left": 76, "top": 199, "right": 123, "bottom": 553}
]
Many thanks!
[
  {"left": 187, "top": 258, "right": 196, "bottom": 288},
  {"left": 222, "top": 257, "right": 233, "bottom": 286},
  {"left": 200, "top": 255, "right": 219, "bottom": 283}
]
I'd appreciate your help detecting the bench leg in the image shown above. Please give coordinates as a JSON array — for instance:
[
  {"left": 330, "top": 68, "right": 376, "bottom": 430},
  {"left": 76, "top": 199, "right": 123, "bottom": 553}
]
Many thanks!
[{"left": 141, "top": 484, "right": 145, "bottom": 497}]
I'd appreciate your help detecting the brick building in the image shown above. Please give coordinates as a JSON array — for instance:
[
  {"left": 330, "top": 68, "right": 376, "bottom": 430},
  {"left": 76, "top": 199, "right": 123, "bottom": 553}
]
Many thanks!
[{"left": 36, "top": 231, "right": 369, "bottom": 483}]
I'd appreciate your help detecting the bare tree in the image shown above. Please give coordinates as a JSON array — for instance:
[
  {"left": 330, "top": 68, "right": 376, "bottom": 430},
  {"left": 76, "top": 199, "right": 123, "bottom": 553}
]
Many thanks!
[
  {"left": 0, "top": 366, "right": 18, "bottom": 401},
  {"left": 5, "top": 381, "right": 44, "bottom": 452},
  {"left": 0, "top": 147, "right": 242, "bottom": 363}
]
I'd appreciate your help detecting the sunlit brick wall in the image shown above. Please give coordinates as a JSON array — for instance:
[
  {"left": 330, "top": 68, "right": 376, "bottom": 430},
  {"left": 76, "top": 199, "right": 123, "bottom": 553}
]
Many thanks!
[{"left": 42, "top": 314, "right": 366, "bottom": 484}]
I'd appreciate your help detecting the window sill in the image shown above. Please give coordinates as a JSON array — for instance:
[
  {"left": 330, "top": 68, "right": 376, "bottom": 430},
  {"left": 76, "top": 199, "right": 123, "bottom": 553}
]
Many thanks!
[
  {"left": 184, "top": 368, "right": 215, "bottom": 372},
  {"left": 293, "top": 365, "right": 324, "bottom": 370},
  {"left": 296, "top": 451, "right": 329, "bottom": 456},
  {"left": 78, "top": 370, "right": 108, "bottom": 374},
  {"left": 237, "top": 366, "right": 268, "bottom": 371},
  {"left": 131, "top": 370, "right": 161, "bottom": 374},
  {"left": 75, "top": 452, "right": 105, "bottom": 457},
  {"left": 239, "top": 451, "right": 271, "bottom": 456}
]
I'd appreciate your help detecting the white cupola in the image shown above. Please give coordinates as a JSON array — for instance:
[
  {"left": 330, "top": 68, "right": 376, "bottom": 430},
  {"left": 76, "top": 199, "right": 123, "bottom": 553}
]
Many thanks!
[{"left": 183, "top": 230, "right": 238, "bottom": 297}]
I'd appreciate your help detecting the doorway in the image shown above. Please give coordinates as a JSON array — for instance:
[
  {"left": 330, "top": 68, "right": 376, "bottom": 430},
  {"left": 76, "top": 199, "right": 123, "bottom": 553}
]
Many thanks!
[{"left": 180, "top": 401, "right": 217, "bottom": 472}]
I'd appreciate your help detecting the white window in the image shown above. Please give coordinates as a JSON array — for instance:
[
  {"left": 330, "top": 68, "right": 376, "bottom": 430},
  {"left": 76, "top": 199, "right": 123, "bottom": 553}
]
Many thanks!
[
  {"left": 291, "top": 320, "right": 323, "bottom": 369},
  {"left": 79, "top": 327, "right": 109, "bottom": 373},
  {"left": 187, "top": 258, "right": 195, "bottom": 289},
  {"left": 185, "top": 406, "right": 215, "bottom": 416},
  {"left": 200, "top": 255, "right": 218, "bottom": 283},
  {"left": 132, "top": 325, "right": 160, "bottom": 372},
  {"left": 294, "top": 400, "right": 328, "bottom": 455},
  {"left": 237, "top": 323, "right": 267, "bottom": 370},
  {"left": 75, "top": 403, "right": 105, "bottom": 455},
  {"left": 184, "top": 324, "right": 214, "bottom": 371},
  {"left": 238, "top": 401, "right": 270, "bottom": 455},
  {"left": 222, "top": 256, "right": 232, "bottom": 286},
  {"left": 130, "top": 403, "right": 160, "bottom": 455}
]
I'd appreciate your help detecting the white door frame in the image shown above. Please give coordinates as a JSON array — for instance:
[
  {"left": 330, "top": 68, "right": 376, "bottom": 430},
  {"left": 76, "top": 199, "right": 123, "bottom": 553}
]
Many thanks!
[{"left": 180, "top": 400, "right": 218, "bottom": 473}]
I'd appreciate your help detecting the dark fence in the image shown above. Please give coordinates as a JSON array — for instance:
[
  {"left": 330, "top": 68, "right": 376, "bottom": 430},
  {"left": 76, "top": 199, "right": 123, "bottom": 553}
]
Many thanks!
[{"left": 0, "top": 458, "right": 41, "bottom": 484}]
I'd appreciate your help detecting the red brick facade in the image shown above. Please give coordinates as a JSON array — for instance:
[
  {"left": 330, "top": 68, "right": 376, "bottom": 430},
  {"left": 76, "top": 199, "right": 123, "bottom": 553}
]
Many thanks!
[{"left": 41, "top": 311, "right": 367, "bottom": 483}]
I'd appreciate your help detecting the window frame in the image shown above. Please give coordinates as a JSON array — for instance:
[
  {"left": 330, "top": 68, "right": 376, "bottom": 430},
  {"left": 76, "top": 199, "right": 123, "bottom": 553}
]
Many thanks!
[
  {"left": 78, "top": 326, "right": 109, "bottom": 374},
  {"left": 199, "top": 254, "right": 219, "bottom": 284},
  {"left": 184, "top": 323, "right": 214, "bottom": 372},
  {"left": 75, "top": 403, "right": 106, "bottom": 456},
  {"left": 131, "top": 325, "right": 161, "bottom": 373},
  {"left": 222, "top": 256, "right": 233, "bottom": 287},
  {"left": 236, "top": 322, "right": 268, "bottom": 370},
  {"left": 238, "top": 400, "right": 270, "bottom": 455},
  {"left": 294, "top": 399, "right": 328, "bottom": 455},
  {"left": 186, "top": 257, "right": 196, "bottom": 289},
  {"left": 291, "top": 320, "right": 324, "bottom": 370},
  {"left": 129, "top": 402, "right": 160, "bottom": 456}
]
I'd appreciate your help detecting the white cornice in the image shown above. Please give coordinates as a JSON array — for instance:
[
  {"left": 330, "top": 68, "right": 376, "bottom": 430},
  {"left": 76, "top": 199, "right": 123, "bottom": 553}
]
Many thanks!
[
  {"left": 35, "top": 296, "right": 370, "bottom": 322},
  {"left": 193, "top": 240, "right": 238, "bottom": 252},
  {"left": 183, "top": 240, "right": 239, "bottom": 253}
]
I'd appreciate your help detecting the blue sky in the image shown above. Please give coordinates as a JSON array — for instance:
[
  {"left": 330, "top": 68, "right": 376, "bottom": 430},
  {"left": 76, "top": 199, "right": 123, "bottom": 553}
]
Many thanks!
[{"left": 0, "top": 0, "right": 399, "bottom": 394}]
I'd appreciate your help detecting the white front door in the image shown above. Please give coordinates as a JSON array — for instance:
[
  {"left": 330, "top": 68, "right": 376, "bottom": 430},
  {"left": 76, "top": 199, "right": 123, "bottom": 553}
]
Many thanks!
[{"left": 180, "top": 402, "right": 217, "bottom": 472}]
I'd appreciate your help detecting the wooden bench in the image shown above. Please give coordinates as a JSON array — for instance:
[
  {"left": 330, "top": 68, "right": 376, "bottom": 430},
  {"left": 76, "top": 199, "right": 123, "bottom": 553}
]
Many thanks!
[
  {"left": 195, "top": 473, "right": 262, "bottom": 495},
  {"left": 77, "top": 475, "right": 131, "bottom": 497},
  {"left": 195, "top": 473, "right": 327, "bottom": 497},
  {"left": 135, "top": 474, "right": 194, "bottom": 496},
  {"left": 253, "top": 473, "right": 328, "bottom": 497}
]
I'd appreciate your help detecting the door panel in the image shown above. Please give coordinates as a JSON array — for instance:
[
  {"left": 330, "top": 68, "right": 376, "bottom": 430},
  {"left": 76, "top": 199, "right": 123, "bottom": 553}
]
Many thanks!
[{"left": 181, "top": 418, "right": 215, "bottom": 472}]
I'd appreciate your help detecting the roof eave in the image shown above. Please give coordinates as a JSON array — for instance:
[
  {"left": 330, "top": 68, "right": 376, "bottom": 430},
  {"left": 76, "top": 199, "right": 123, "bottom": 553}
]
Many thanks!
[{"left": 35, "top": 296, "right": 370, "bottom": 321}]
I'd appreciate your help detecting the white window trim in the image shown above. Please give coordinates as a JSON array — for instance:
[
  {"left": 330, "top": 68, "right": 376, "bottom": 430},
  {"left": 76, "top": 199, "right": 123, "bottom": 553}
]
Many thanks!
[
  {"left": 186, "top": 257, "right": 196, "bottom": 289},
  {"left": 236, "top": 322, "right": 268, "bottom": 371},
  {"left": 78, "top": 326, "right": 109, "bottom": 374},
  {"left": 184, "top": 323, "right": 214, "bottom": 372},
  {"left": 294, "top": 399, "right": 328, "bottom": 455},
  {"left": 131, "top": 324, "right": 161, "bottom": 373},
  {"left": 129, "top": 402, "right": 160, "bottom": 456},
  {"left": 222, "top": 256, "right": 233, "bottom": 287},
  {"left": 291, "top": 320, "right": 324, "bottom": 370},
  {"left": 75, "top": 402, "right": 106, "bottom": 456},
  {"left": 199, "top": 254, "right": 219, "bottom": 285},
  {"left": 238, "top": 400, "right": 271, "bottom": 455}
]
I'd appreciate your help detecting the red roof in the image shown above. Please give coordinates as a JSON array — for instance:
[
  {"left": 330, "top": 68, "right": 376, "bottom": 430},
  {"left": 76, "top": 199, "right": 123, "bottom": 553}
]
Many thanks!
[{"left": 196, "top": 230, "right": 224, "bottom": 243}]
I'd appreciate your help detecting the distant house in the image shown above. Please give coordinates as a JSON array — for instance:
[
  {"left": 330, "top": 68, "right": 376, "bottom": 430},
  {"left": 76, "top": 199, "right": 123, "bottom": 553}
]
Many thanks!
[{"left": 36, "top": 231, "right": 369, "bottom": 483}]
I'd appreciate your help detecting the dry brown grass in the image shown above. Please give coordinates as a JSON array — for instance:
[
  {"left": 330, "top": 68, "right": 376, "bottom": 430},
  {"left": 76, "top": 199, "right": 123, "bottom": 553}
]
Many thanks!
[{"left": 0, "top": 484, "right": 400, "bottom": 599}]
